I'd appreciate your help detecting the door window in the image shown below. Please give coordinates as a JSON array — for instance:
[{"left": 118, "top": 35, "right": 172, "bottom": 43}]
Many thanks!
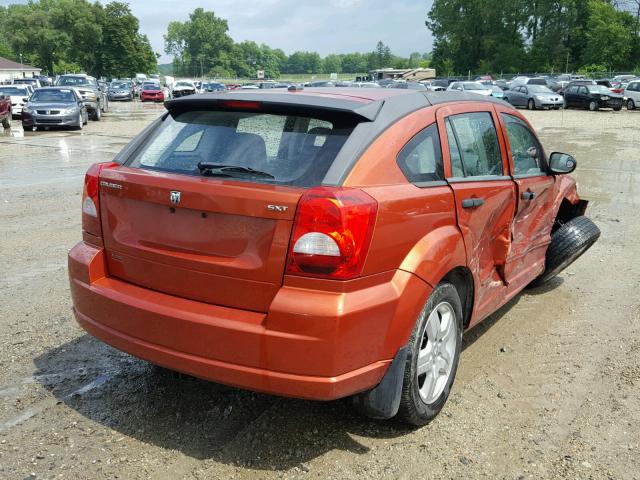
[
  {"left": 578, "top": 86, "right": 588, "bottom": 94},
  {"left": 396, "top": 123, "right": 444, "bottom": 183},
  {"left": 446, "top": 112, "right": 503, "bottom": 178},
  {"left": 501, "top": 114, "right": 544, "bottom": 175}
]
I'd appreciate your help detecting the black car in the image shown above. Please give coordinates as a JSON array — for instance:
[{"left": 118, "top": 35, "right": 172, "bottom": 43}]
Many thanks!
[{"left": 563, "top": 84, "right": 623, "bottom": 111}]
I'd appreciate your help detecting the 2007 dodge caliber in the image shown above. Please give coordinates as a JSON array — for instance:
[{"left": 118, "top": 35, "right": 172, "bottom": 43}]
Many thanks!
[{"left": 69, "top": 88, "right": 600, "bottom": 425}]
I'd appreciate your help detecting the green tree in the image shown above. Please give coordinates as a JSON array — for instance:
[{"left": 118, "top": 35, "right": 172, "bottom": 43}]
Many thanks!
[
  {"left": 164, "top": 8, "right": 233, "bottom": 77},
  {"left": 583, "top": 0, "right": 634, "bottom": 70},
  {"left": 322, "top": 54, "right": 342, "bottom": 73},
  {"left": 101, "top": 2, "right": 156, "bottom": 78},
  {"left": 341, "top": 52, "right": 368, "bottom": 73}
]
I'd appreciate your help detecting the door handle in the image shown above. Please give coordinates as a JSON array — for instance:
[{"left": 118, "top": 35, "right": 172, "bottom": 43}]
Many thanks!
[
  {"left": 462, "top": 198, "right": 485, "bottom": 209},
  {"left": 521, "top": 191, "right": 536, "bottom": 200}
]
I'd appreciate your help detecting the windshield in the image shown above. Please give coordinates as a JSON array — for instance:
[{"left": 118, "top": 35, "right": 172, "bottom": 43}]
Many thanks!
[
  {"left": 0, "top": 87, "right": 29, "bottom": 96},
  {"left": 110, "top": 82, "right": 130, "bottom": 88},
  {"left": 57, "top": 77, "right": 91, "bottom": 87},
  {"left": 463, "top": 82, "right": 486, "bottom": 90},
  {"left": 31, "top": 89, "right": 76, "bottom": 103},
  {"left": 175, "top": 82, "right": 193, "bottom": 88},
  {"left": 528, "top": 85, "right": 553, "bottom": 94},
  {"left": 143, "top": 84, "right": 160, "bottom": 91},
  {"left": 587, "top": 85, "right": 611, "bottom": 94},
  {"left": 127, "top": 110, "right": 358, "bottom": 187}
]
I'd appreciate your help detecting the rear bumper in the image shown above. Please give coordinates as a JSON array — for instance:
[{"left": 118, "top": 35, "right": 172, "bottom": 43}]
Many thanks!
[{"left": 69, "top": 241, "right": 430, "bottom": 400}]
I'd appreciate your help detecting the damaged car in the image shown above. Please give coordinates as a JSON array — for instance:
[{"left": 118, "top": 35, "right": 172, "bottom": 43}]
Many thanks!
[{"left": 68, "top": 88, "right": 600, "bottom": 425}]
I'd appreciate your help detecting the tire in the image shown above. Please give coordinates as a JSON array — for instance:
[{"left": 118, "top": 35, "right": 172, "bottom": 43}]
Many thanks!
[
  {"left": 563, "top": 99, "right": 568, "bottom": 109},
  {"left": 628, "top": 99, "right": 636, "bottom": 110},
  {"left": 527, "top": 99, "right": 535, "bottom": 110},
  {"left": 101, "top": 99, "right": 108, "bottom": 113},
  {"left": 588, "top": 101, "right": 598, "bottom": 111},
  {"left": 397, "top": 283, "right": 463, "bottom": 426},
  {"left": 530, "top": 216, "right": 600, "bottom": 288},
  {"left": 613, "top": 106, "right": 622, "bottom": 112},
  {"left": 92, "top": 106, "right": 101, "bottom": 121},
  {"left": 75, "top": 113, "right": 83, "bottom": 130},
  {"left": 2, "top": 111, "right": 11, "bottom": 128}
]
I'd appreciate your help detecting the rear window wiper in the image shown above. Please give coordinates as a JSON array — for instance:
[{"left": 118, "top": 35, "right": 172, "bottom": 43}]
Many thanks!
[{"left": 197, "top": 162, "right": 275, "bottom": 179}]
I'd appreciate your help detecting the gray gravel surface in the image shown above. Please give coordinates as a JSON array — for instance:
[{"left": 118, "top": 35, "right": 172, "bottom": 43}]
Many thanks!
[{"left": 0, "top": 102, "right": 639, "bottom": 479}]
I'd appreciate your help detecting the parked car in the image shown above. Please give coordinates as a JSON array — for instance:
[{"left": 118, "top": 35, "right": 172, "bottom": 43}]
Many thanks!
[
  {"left": 13, "top": 78, "right": 42, "bottom": 90},
  {"left": 494, "top": 79, "right": 509, "bottom": 91},
  {"left": 201, "top": 81, "right": 227, "bottom": 93},
  {"left": 623, "top": 79, "right": 640, "bottom": 110},
  {"left": 171, "top": 80, "right": 197, "bottom": 98},
  {"left": 613, "top": 74, "right": 637, "bottom": 83},
  {"left": 68, "top": 89, "right": 599, "bottom": 425},
  {"left": 420, "top": 80, "right": 447, "bottom": 92},
  {"left": 563, "top": 84, "right": 624, "bottom": 111},
  {"left": 351, "top": 82, "right": 381, "bottom": 88},
  {"left": 447, "top": 81, "right": 492, "bottom": 96},
  {"left": 504, "top": 85, "right": 564, "bottom": 110},
  {"left": 489, "top": 85, "right": 505, "bottom": 99},
  {"left": 108, "top": 80, "right": 134, "bottom": 101},
  {"left": 56, "top": 74, "right": 107, "bottom": 120},
  {"left": 0, "top": 91, "right": 11, "bottom": 128},
  {"left": 140, "top": 83, "right": 165, "bottom": 102},
  {"left": 21, "top": 87, "right": 88, "bottom": 130},
  {"left": 0, "top": 85, "right": 31, "bottom": 116}
]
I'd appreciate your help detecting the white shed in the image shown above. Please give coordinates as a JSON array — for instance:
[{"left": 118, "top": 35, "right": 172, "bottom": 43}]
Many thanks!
[{"left": 0, "top": 56, "right": 42, "bottom": 83}]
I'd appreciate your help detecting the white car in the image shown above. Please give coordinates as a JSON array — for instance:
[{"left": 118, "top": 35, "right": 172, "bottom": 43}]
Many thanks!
[
  {"left": 447, "top": 81, "right": 492, "bottom": 96},
  {"left": 0, "top": 85, "right": 31, "bottom": 116},
  {"left": 171, "top": 80, "right": 197, "bottom": 98},
  {"left": 623, "top": 79, "right": 640, "bottom": 110}
]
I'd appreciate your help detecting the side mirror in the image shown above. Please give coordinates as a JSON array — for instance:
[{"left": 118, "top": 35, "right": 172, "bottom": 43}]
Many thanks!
[{"left": 549, "top": 152, "right": 577, "bottom": 174}]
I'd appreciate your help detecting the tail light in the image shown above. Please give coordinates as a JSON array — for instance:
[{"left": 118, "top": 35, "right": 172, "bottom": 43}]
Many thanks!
[
  {"left": 286, "top": 187, "right": 378, "bottom": 280},
  {"left": 82, "top": 162, "right": 118, "bottom": 237}
]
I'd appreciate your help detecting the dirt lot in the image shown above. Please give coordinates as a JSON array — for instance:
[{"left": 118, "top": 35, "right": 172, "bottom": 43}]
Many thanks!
[{"left": 0, "top": 101, "right": 638, "bottom": 480}]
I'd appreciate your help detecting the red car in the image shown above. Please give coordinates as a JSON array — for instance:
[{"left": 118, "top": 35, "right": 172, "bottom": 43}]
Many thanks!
[
  {"left": 140, "top": 84, "right": 165, "bottom": 102},
  {"left": 69, "top": 89, "right": 599, "bottom": 425},
  {"left": 0, "top": 92, "right": 12, "bottom": 128}
]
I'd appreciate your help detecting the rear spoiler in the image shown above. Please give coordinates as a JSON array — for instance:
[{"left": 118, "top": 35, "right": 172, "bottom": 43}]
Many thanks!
[{"left": 165, "top": 92, "right": 384, "bottom": 122}]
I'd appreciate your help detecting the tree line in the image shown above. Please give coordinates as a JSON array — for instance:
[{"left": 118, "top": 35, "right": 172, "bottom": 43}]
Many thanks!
[
  {"left": 0, "top": 0, "right": 157, "bottom": 78},
  {"left": 164, "top": 9, "right": 430, "bottom": 78},
  {"left": 428, "top": 0, "right": 640, "bottom": 76}
]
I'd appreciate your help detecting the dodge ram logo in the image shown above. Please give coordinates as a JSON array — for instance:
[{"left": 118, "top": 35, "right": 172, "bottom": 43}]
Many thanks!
[{"left": 170, "top": 191, "right": 181, "bottom": 205}]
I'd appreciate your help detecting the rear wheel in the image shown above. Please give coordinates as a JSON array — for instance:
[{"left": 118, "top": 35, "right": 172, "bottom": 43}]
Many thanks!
[
  {"left": 92, "top": 106, "right": 101, "bottom": 121},
  {"left": 75, "top": 113, "right": 83, "bottom": 130},
  {"left": 627, "top": 99, "right": 636, "bottom": 110},
  {"left": 397, "top": 283, "right": 463, "bottom": 426},
  {"left": 588, "top": 101, "right": 598, "bottom": 111},
  {"left": 2, "top": 111, "right": 11, "bottom": 128},
  {"left": 527, "top": 99, "right": 535, "bottom": 110},
  {"left": 613, "top": 106, "right": 622, "bottom": 111},
  {"left": 529, "top": 216, "right": 600, "bottom": 288}
]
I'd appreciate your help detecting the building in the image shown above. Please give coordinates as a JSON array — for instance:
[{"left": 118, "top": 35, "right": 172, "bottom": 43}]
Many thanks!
[{"left": 0, "top": 56, "right": 42, "bottom": 84}]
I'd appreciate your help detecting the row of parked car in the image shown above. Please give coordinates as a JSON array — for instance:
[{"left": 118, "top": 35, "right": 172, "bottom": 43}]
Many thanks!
[{"left": 0, "top": 73, "right": 109, "bottom": 130}]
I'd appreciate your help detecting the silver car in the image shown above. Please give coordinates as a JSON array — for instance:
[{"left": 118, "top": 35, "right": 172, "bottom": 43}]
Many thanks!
[
  {"left": 21, "top": 87, "right": 88, "bottom": 130},
  {"left": 504, "top": 85, "right": 563, "bottom": 110}
]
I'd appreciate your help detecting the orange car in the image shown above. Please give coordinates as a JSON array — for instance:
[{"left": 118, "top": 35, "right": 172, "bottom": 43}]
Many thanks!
[{"left": 68, "top": 88, "right": 600, "bottom": 425}]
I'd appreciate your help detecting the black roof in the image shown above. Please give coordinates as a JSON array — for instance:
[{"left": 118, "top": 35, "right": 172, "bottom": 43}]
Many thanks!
[{"left": 164, "top": 88, "right": 512, "bottom": 186}]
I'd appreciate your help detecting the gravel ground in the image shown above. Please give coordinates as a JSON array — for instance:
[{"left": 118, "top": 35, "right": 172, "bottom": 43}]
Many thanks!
[{"left": 0, "top": 101, "right": 639, "bottom": 480}]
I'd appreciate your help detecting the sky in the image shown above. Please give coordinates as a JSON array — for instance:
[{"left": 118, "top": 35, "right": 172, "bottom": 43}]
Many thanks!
[{"left": 1, "top": 0, "right": 435, "bottom": 64}]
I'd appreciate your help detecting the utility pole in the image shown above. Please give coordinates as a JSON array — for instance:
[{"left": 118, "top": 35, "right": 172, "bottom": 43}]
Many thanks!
[
  {"left": 565, "top": 52, "right": 569, "bottom": 74},
  {"left": 19, "top": 53, "right": 23, "bottom": 78}
]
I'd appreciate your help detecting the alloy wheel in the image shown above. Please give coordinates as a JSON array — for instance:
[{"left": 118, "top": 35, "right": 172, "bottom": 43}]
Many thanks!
[{"left": 416, "top": 302, "right": 458, "bottom": 404}]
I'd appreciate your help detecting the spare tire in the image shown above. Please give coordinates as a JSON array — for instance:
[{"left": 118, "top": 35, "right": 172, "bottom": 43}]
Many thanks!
[{"left": 530, "top": 216, "right": 600, "bottom": 287}]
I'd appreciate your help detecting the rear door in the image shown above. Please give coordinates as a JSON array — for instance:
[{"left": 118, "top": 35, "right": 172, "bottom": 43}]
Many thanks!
[
  {"left": 99, "top": 107, "right": 357, "bottom": 312},
  {"left": 436, "top": 104, "right": 516, "bottom": 324},
  {"left": 564, "top": 85, "right": 578, "bottom": 107}
]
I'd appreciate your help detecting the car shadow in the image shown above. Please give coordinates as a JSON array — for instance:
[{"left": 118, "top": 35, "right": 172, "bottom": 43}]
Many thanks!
[
  {"left": 33, "top": 334, "right": 415, "bottom": 469},
  {"left": 33, "top": 283, "right": 553, "bottom": 470}
]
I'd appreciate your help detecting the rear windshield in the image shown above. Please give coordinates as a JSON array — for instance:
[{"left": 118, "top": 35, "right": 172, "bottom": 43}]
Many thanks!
[
  {"left": 57, "top": 77, "right": 92, "bottom": 87},
  {"left": 0, "top": 87, "right": 29, "bottom": 95},
  {"left": 127, "top": 110, "right": 358, "bottom": 187}
]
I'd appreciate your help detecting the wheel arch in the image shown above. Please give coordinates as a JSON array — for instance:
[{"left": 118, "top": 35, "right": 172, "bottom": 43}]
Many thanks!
[{"left": 440, "top": 267, "right": 474, "bottom": 330}]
